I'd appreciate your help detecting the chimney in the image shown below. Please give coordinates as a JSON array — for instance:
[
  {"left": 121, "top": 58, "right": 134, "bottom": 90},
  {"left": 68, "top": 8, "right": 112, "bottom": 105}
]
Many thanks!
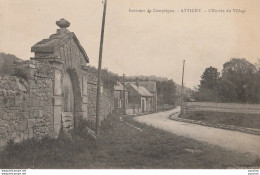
[{"left": 135, "top": 78, "right": 139, "bottom": 87}]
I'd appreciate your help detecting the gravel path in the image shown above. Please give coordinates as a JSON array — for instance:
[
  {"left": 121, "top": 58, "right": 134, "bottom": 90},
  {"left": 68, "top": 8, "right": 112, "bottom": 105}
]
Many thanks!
[{"left": 135, "top": 107, "right": 260, "bottom": 157}]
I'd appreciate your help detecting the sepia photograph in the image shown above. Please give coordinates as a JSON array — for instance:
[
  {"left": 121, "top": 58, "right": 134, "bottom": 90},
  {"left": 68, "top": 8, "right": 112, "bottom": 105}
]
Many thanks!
[{"left": 0, "top": 0, "right": 259, "bottom": 173}]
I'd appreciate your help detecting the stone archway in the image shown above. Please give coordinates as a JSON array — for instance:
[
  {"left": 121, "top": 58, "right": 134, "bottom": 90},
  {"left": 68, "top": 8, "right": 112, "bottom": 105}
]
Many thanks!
[
  {"left": 31, "top": 19, "right": 90, "bottom": 138},
  {"left": 61, "top": 68, "right": 83, "bottom": 132}
]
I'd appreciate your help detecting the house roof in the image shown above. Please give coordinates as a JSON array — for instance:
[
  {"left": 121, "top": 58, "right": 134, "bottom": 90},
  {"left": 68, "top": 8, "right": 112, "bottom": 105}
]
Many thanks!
[
  {"left": 138, "top": 81, "right": 157, "bottom": 93},
  {"left": 114, "top": 82, "right": 129, "bottom": 91},
  {"left": 114, "top": 82, "right": 124, "bottom": 91},
  {"left": 128, "top": 83, "right": 153, "bottom": 97},
  {"left": 31, "top": 19, "right": 89, "bottom": 63}
]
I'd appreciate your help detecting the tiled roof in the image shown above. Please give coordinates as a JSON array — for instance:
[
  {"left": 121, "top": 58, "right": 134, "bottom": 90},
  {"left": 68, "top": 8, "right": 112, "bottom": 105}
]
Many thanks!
[
  {"left": 138, "top": 81, "right": 157, "bottom": 93},
  {"left": 129, "top": 83, "right": 153, "bottom": 97},
  {"left": 114, "top": 82, "right": 124, "bottom": 91},
  {"left": 114, "top": 82, "right": 129, "bottom": 91}
]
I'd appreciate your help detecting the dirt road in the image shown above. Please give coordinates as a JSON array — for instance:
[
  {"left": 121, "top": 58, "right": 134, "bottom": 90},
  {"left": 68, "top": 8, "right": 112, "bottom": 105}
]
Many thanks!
[{"left": 135, "top": 107, "right": 260, "bottom": 157}]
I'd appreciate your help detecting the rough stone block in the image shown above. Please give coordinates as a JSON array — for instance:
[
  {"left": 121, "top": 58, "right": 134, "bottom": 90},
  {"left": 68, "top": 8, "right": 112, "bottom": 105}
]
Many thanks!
[
  {"left": 2, "top": 113, "right": 9, "bottom": 120},
  {"left": 29, "top": 109, "right": 34, "bottom": 118},
  {"left": 33, "top": 110, "right": 40, "bottom": 118},
  {"left": 14, "top": 122, "right": 19, "bottom": 130},
  {"left": 15, "top": 95, "right": 21, "bottom": 107},
  {"left": 39, "top": 110, "right": 43, "bottom": 118},
  {"left": 23, "top": 132, "right": 29, "bottom": 141},
  {"left": 21, "top": 111, "right": 29, "bottom": 119},
  {"left": 19, "top": 120, "right": 28, "bottom": 131},
  {"left": 17, "top": 80, "right": 27, "bottom": 92},
  {"left": 11, "top": 132, "right": 17, "bottom": 139},
  {"left": 29, "top": 63, "right": 36, "bottom": 69},
  {"left": 11, "top": 113, "right": 19, "bottom": 120},
  {"left": 8, "top": 97, "right": 15, "bottom": 107},
  {"left": 20, "top": 101, "right": 29, "bottom": 111},
  {"left": 0, "top": 97, "right": 4, "bottom": 107}
]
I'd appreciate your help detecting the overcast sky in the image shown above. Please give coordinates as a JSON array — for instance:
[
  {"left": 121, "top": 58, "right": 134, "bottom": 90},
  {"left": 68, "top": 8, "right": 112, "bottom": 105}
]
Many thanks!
[{"left": 0, "top": 0, "right": 259, "bottom": 88}]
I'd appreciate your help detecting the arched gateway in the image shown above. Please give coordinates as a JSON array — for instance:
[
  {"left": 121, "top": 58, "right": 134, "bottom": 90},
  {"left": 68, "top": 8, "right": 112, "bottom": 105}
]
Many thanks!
[
  {"left": 31, "top": 18, "right": 89, "bottom": 137},
  {"left": 0, "top": 18, "right": 114, "bottom": 147}
]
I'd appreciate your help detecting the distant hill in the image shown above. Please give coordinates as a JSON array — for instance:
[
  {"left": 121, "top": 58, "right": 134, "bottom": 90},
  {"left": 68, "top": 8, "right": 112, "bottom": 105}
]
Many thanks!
[{"left": 0, "top": 52, "right": 22, "bottom": 75}]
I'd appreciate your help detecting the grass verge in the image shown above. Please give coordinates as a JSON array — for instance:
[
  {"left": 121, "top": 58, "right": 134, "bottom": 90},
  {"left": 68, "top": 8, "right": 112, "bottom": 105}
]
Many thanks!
[
  {"left": 180, "top": 111, "right": 260, "bottom": 129},
  {"left": 0, "top": 112, "right": 259, "bottom": 169}
]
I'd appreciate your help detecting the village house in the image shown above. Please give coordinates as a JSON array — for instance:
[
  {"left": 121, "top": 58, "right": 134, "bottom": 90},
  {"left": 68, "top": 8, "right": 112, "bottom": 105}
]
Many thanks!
[
  {"left": 114, "top": 82, "right": 129, "bottom": 112},
  {"left": 126, "top": 82, "right": 154, "bottom": 113},
  {"left": 137, "top": 81, "right": 157, "bottom": 111}
]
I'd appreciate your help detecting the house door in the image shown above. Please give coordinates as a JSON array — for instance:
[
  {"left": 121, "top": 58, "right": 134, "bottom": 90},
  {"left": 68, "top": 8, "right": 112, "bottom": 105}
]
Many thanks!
[
  {"left": 62, "top": 71, "right": 75, "bottom": 130},
  {"left": 141, "top": 99, "right": 145, "bottom": 112}
]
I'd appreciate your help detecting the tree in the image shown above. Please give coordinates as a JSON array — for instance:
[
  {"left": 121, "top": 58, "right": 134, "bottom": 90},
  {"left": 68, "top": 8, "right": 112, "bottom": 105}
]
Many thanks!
[
  {"left": 200, "top": 66, "right": 220, "bottom": 89},
  {"left": 194, "top": 66, "right": 220, "bottom": 101},
  {"left": 156, "top": 80, "right": 176, "bottom": 105},
  {"left": 255, "top": 58, "right": 260, "bottom": 71},
  {"left": 219, "top": 58, "right": 257, "bottom": 102}
]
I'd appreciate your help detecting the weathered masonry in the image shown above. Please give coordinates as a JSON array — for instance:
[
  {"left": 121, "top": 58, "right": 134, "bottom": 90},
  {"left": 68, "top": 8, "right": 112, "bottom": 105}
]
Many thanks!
[{"left": 0, "top": 19, "right": 113, "bottom": 148}]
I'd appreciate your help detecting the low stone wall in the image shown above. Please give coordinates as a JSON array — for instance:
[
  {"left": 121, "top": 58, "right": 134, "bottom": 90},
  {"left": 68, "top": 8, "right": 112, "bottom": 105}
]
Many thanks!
[
  {"left": 0, "top": 60, "right": 54, "bottom": 148},
  {"left": 184, "top": 102, "right": 260, "bottom": 114},
  {"left": 169, "top": 106, "right": 260, "bottom": 136}
]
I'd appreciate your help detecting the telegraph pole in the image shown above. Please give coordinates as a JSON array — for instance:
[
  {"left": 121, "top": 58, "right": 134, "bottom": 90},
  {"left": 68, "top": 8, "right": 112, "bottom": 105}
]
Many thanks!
[
  {"left": 180, "top": 60, "right": 185, "bottom": 114},
  {"left": 96, "top": 0, "right": 107, "bottom": 135}
]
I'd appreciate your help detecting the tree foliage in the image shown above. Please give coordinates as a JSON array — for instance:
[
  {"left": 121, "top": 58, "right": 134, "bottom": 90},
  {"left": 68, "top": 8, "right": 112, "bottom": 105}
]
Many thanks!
[
  {"left": 192, "top": 66, "right": 220, "bottom": 101},
  {"left": 200, "top": 66, "right": 220, "bottom": 89},
  {"left": 156, "top": 80, "right": 176, "bottom": 105},
  {"left": 219, "top": 58, "right": 257, "bottom": 102},
  {"left": 193, "top": 58, "right": 260, "bottom": 103}
]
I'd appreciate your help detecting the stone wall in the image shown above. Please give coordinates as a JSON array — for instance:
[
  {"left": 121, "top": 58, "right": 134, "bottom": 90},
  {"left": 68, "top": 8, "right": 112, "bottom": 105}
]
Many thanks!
[
  {"left": 101, "top": 88, "right": 114, "bottom": 120},
  {"left": 0, "top": 60, "right": 54, "bottom": 148},
  {"left": 0, "top": 59, "right": 115, "bottom": 148},
  {"left": 83, "top": 67, "right": 114, "bottom": 128},
  {"left": 0, "top": 19, "right": 115, "bottom": 148}
]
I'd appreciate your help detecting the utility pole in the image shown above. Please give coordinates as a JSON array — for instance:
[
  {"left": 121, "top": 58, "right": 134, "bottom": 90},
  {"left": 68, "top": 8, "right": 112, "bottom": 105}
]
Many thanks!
[
  {"left": 123, "top": 74, "right": 126, "bottom": 115},
  {"left": 180, "top": 60, "right": 186, "bottom": 114},
  {"left": 96, "top": 0, "right": 107, "bottom": 135}
]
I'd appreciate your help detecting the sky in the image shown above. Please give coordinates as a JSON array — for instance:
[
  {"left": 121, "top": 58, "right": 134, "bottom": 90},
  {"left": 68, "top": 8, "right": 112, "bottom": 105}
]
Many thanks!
[{"left": 0, "top": 0, "right": 259, "bottom": 88}]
